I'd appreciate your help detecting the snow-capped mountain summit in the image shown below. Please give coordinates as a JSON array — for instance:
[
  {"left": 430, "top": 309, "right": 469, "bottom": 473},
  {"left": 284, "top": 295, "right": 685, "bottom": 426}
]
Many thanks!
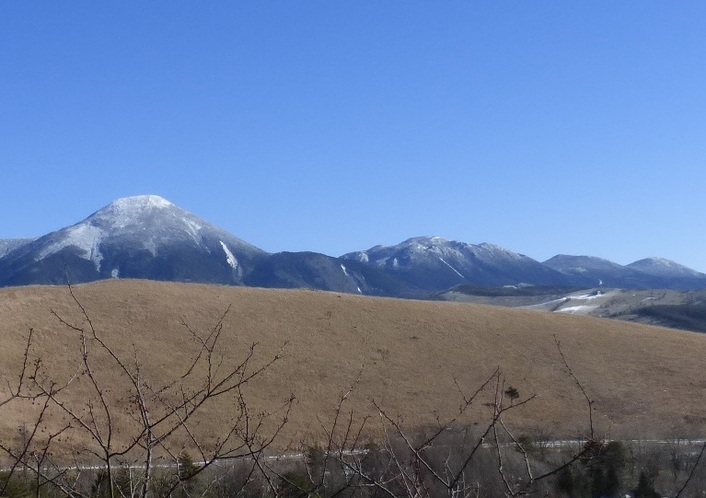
[
  {"left": 71, "top": 194, "right": 264, "bottom": 273},
  {"left": 342, "top": 236, "right": 571, "bottom": 290},
  {"left": 0, "top": 195, "right": 267, "bottom": 286},
  {"left": 88, "top": 195, "right": 178, "bottom": 230}
]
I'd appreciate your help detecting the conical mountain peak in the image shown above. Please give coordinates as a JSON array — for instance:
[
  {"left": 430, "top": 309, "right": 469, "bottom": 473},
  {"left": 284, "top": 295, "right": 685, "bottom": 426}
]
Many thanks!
[
  {"left": 87, "top": 195, "right": 181, "bottom": 228},
  {"left": 0, "top": 195, "right": 266, "bottom": 286},
  {"left": 107, "top": 195, "right": 174, "bottom": 211}
]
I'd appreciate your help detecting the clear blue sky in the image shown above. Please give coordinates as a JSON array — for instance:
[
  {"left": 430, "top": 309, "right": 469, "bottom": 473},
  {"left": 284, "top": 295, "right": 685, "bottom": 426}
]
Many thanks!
[{"left": 2, "top": 2, "right": 705, "bottom": 271}]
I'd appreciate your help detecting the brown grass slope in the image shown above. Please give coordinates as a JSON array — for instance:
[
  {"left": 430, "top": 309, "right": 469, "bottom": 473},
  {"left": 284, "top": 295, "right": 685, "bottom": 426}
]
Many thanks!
[{"left": 1, "top": 279, "right": 705, "bottom": 454}]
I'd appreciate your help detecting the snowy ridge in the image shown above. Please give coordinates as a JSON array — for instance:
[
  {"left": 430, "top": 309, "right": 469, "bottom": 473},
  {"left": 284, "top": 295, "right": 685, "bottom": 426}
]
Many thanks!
[
  {"left": 341, "top": 236, "right": 571, "bottom": 290},
  {"left": 34, "top": 195, "right": 191, "bottom": 266},
  {"left": 342, "top": 236, "right": 539, "bottom": 272},
  {"left": 0, "top": 238, "right": 36, "bottom": 258},
  {"left": 88, "top": 195, "right": 174, "bottom": 229},
  {"left": 37, "top": 224, "right": 105, "bottom": 271}
]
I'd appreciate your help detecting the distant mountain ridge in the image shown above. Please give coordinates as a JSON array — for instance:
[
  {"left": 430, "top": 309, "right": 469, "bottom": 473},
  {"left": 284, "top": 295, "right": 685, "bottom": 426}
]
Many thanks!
[
  {"left": 341, "top": 236, "right": 570, "bottom": 291},
  {"left": 1, "top": 195, "right": 705, "bottom": 293},
  {"left": 543, "top": 254, "right": 706, "bottom": 290}
]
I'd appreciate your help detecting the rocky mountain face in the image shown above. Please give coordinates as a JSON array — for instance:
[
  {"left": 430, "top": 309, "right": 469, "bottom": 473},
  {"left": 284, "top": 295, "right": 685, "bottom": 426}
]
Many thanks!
[{"left": 2, "top": 196, "right": 705, "bottom": 295}]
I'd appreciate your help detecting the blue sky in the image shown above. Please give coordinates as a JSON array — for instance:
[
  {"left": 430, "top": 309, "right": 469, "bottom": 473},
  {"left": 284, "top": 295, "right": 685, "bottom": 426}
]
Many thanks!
[{"left": 2, "top": 2, "right": 705, "bottom": 271}]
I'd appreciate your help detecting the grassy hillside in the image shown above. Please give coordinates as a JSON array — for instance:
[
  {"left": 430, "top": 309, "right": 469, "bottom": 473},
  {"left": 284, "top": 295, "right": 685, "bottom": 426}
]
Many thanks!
[{"left": 1, "top": 279, "right": 705, "bottom": 460}]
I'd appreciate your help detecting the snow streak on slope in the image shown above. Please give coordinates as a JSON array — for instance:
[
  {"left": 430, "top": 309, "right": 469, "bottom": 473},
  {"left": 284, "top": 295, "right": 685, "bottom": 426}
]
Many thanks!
[
  {"left": 220, "top": 241, "right": 238, "bottom": 270},
  {"left": 438, "top": 257, "right": 465, "bottom": 278}
]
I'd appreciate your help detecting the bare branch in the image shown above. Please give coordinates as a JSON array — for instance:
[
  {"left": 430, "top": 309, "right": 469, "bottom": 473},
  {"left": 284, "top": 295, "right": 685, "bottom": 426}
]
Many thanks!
[{"left": 554, "top": 334, "right": 594, "bottom": 439}]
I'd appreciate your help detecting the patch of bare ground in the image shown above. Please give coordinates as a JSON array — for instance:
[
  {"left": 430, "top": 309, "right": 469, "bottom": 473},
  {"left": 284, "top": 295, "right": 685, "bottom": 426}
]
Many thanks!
[{"left": 1, "top": 279, "right": 705, "bottom": 459}]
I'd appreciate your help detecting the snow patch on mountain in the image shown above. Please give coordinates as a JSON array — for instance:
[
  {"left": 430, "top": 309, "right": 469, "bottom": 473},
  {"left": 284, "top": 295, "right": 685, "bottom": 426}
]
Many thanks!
[
  {"left": 340, "top": 264, "right": 349, "bottom": 277},
  {"left": 141, "top": 238, "right": 158, "bottom": 256},
  {"left": 552, "top": 290, "right": 616, "bottom": 315},
  {"left": 405, "top": 237, "right": 466, "bottom": 260},
  {"left": 220, "top": 241, "right": 238, "bottom": 270},
  {"left": 557, "top": 304, "right": 597, "bottom": 314},
  {"left": 0, "top": 238, "right": 36, "bottom": 258},
  {"left": 38, "top": 224, "right": 105, "bottom": 271},
  {"left": 110, "top": 194, "right": 173, "bottom": 213},
  {"left": 92, "top": 195, "right": 175, "bottom": 229},
  {"left": 184, "top": 219, "right": 202, "bottom": 243},
  {"left": 478, "top": 242, "right": 527, "bottom": 261}
]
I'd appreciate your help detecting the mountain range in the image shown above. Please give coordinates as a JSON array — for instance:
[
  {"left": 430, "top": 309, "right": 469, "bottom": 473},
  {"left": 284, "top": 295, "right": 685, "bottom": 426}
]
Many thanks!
[{"left": 2, "top": 195, "right": 705, "bottom": 295}]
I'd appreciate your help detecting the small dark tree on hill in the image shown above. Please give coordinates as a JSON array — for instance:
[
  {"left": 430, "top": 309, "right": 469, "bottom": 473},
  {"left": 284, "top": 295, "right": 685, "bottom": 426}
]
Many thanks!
[{"left": 635, "top": 470, "right": 661, "bottom": 498}]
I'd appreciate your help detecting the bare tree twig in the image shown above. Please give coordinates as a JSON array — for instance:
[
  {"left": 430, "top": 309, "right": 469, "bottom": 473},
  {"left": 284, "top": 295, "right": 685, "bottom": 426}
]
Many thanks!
[{"left": 554, "top": 334, "right": 594, "bottom": 440}]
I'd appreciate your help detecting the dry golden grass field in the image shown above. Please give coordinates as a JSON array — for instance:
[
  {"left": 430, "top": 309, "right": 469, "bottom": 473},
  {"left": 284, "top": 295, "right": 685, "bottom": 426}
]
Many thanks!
[{"left": 1, "top": 279, "right": 705, "bottom": 460}]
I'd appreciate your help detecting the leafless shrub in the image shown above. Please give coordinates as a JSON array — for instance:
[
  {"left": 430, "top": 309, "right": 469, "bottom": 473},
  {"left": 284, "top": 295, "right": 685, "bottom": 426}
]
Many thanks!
[{"left": 0, "top": 282, "right": 292, "bottom": 498}]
